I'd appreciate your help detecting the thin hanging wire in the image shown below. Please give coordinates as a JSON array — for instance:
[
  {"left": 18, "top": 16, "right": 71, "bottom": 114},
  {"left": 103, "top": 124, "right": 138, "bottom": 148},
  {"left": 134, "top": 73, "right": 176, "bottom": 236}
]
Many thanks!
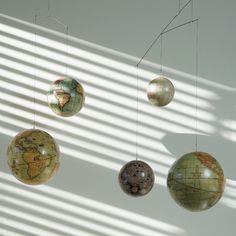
[
  {"left": 47, "top": 0, "right": 51, "bottom": 14},
  {"left": 33, "top": 14, "right": 37, "bottom": 129},
  {"left": 191, "top": 0, "right": 194, "bottom": 20},
  {"left": 65, "top": 26, "right": 69, "bottom": 77},
  {"left": 160, "top": 33, "right": 163, "bottom": 75},
  {"left": 36, "top": 0, "right": 69, "bottom": 77},
  {"left": 195, "top": 20, "right": 199, "bottom": 152},
  {"left": 178, "top": 0, "right": 181, "bottom": 13},
  {"left": 135, "top": 65, "right": 139, "bottom": 161},
  {"left": 36, "top": 0, "right": 68, "bottom": 29}
]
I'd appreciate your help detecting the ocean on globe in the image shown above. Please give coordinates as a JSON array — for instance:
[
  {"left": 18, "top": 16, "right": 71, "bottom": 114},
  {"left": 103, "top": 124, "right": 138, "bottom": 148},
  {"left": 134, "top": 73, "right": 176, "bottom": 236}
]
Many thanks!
[
  {"left": 7, "top": 129, "right": 60, "bottom": 185},
  {"left": 167, "top": 152, "right": 225, "bottom": 212},
  {"left": 119, "top": 160, "right": 155, "bottom": 197},
  {"left": 147, "top": 76, "right": 175, "bottom": 106},
  {"left": 47, "top": 77, "right": 85, "bottom": 117}
]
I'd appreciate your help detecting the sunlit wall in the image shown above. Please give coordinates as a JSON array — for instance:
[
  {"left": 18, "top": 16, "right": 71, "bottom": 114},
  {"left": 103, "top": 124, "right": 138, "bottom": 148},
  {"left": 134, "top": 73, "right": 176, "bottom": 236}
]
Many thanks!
[{"left": 1, "top": 0, "right": 236, "bottom": 235}]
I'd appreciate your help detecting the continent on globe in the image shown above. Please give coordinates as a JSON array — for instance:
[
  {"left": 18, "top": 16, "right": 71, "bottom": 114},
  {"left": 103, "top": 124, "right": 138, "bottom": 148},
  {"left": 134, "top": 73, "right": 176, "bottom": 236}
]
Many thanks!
[
  {"left": 7, "top": 129, "right": 60, "bottom": 185},
  {"left": 167, "top": 152, "right": 225, "bottom": 212},
  {"left": 55, "top": 89, "right": 71, "bottom": 111},
  {"left": 76, "top": 84, "right": 84, "bottom": 95},
  {"left": 22, "top": 148, "right": 51, "bottom": 178},
  {"left": 47, "top": 77, "right": 85, "bottom": 117}
]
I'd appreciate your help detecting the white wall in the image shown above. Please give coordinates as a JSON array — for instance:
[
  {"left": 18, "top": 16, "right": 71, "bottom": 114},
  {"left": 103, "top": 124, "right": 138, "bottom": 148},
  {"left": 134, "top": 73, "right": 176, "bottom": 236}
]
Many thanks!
[{"left": 1, "top": 0, "right": 236, "bottom": 235}]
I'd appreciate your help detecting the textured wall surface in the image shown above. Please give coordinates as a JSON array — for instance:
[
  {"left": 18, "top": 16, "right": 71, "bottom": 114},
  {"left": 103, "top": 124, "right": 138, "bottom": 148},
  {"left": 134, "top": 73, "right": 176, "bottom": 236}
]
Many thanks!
[{"left": 1, "top": 0, "right": 236, "bottom": 235}]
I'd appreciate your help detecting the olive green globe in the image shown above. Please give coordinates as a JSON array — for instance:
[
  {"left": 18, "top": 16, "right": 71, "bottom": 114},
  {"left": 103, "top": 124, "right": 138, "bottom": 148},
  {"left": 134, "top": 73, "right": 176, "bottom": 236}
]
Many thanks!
[
  {"left": 119, "top": 160, "right": 155, "bottom": 197},
  {"left": 167, "top": 152, "right": 225, "bottom": 211},
  {"left": 7, "top": 129, "right": 60, "bottom": 185},
  {"left": 47, "top": 77, "right": 85, "bottom": 117},
  {"left": 147, "top": 76, "right": 175, "bottom": 106}
]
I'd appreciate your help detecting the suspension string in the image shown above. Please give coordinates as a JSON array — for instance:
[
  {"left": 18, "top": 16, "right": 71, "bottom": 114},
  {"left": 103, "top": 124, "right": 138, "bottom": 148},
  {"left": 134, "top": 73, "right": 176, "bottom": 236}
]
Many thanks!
[
  {"left": 47, "top": 0, "right": 50, "bottom": 13},
  {"left": 65, "top": 26, "right": 69, "bottom": 77},
  {"left": 191, "top": 0, "right": 194, "bottom": 21},
  {"left": 33, "top": 15, "right": 37, "bottom": 129},
  {"left": 178, "top": 0, "right": 181, "bottom": 13},
  {"left": 195, "top": 20, "right": 199, "bottom": 152},
  {"left": 160, "top": 33, "right": 163, "bottom": 75},
  {"left": 36, "top": 0, "right": 69, "bottom": 78},
  {"left": 135, "top": 65, "right": 139, "bottom": 161}
]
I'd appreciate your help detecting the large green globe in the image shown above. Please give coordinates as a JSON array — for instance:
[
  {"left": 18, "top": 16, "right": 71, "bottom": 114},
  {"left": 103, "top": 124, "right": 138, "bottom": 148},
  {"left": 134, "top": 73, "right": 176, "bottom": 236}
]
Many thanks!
[
  {"left": 47, "top": 77, "right": 85, "bottom": 117},
  {"left": 7, "top": 129, "right": 60, "bottom": 185},
  {"left": 167, "top": 152, "right": 225, "bottom": 211}
]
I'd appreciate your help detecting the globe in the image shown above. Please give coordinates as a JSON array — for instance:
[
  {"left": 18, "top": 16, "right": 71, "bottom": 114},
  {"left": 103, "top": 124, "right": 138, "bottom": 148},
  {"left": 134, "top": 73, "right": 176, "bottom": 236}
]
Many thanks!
[
  {"left": 167, "top": 152, "right": 225, "bottom": 211},
  {"left": 119, "top": 160, "right": 155, "bottom": 197},
  {"left": 7, "top": 129, "right": 60, "bottom": 185},
  {"left": 47, "top": 77, "right": 85, "bottom": 117},
  {"left": 147, "top": 76, "right": 175, "bottom": 106}
]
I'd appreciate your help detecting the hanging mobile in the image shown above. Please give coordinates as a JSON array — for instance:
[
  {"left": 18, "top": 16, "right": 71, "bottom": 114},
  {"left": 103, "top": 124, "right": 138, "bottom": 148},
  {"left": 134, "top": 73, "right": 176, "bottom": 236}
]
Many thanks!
[
  {"left": 118, "top": 65, "right": 155, "bottom": 197},
  {"left": 42, "top": 1, "right": 85, "bottom": 117},
  {"left": 167, "top": 17, "right": 225, "bottom": 211},
  {"left": 6, "top": 12, "right": 60, "bottom": 185},
  {"left": 119, "top": 0, "right": 200, "bottom": 197},
  {"left": 136, "top": 1, "right": 200, "bottom": 108}
]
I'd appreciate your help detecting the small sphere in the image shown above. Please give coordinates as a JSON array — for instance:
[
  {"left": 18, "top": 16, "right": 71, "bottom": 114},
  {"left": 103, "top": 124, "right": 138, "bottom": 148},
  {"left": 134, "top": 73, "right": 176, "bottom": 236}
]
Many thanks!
[
  {"left": 147, "top": 76, "right": 175, "bottom": 106},
  {"left": 167, "top": 152, "right": 225, "bottom": 211},
  {"left": 7, "top": 129, "right": 60, "bottom": 185},
  {"left": 119, "top": 160, "right": 155, "bottom": 197},
  {"left": 47, "top": 77, "right": 85, "bottom": 117}
]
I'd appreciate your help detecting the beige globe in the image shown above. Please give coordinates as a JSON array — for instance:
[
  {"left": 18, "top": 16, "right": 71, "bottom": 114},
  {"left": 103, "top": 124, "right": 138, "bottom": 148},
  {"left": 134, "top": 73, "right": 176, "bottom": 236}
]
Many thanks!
[
  {"left": 7, "top": 129, "right": 60, "bottom": 185},
  {"left": 147, "top": 76, "right": 175, "bottom": 106}
]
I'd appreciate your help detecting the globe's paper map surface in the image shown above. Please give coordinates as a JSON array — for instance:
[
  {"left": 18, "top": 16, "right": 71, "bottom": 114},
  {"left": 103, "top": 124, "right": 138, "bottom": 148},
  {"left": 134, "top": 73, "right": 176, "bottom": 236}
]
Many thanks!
[
  {"left": 7, "top": 129, "right": 60, "bottom": 185},
  {"left": 47, "top": 77, "right": 85, "bottom": 117},
  {"left": 167, "top": 152, "right": 225, "bottom": 211}
]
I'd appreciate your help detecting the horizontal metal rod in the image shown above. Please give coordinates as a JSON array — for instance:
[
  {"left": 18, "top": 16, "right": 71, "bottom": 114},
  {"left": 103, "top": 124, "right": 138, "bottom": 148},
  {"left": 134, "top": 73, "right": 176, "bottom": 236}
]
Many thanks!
[
  {"left": 162, "top": 18, "right": 198, "bottom": 35},
  {"left": 136, "top": 0, "right": 193, "bottom": 67}
]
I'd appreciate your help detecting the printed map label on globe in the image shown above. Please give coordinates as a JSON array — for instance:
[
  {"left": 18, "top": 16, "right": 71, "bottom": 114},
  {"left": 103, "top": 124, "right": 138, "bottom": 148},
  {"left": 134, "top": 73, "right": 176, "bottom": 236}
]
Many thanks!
[
  {"left": 7, "top": 129, "right": 60, "bottom": 185},
  {"left": 167, "top": 152, "right": 225, "bottom": 211},
  {"left": 47, "top": 77, "right": 85, "bottom": 117}
]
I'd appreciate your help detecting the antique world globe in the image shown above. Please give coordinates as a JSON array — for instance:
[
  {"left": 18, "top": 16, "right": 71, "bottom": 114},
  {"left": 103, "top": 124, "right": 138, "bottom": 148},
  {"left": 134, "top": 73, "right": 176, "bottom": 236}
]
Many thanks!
[
  {"left": 119, "top": 160, "right": 155, "bottom": 197},
  {"left": 147, "top": 76, "right": 175, "bottom": 106},
  {"left": 7, "top": 129, "right": 60, "bottom": 185},
  {"left": 47, "top": 77, "right": 85, "bottom": 117},
  {"left": 167, "top": 152, "right": 225, "bottom": 211}
]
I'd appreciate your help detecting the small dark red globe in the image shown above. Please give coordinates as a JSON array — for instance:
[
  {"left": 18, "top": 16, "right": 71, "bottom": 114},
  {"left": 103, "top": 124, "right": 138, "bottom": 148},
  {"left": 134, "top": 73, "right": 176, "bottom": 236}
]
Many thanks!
[{"left": 119, "top": 160, "right": 155, "bottom": 197}]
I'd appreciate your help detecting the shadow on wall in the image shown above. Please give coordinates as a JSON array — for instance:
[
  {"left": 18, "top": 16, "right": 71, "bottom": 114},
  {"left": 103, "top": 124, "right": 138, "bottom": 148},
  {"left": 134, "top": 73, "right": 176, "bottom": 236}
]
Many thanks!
[
  {"left": 0, "top": 12, "right": 236, "bottom": 236},
  {"left": 0, "top": 171, "right": 184, "bottom": 236}
]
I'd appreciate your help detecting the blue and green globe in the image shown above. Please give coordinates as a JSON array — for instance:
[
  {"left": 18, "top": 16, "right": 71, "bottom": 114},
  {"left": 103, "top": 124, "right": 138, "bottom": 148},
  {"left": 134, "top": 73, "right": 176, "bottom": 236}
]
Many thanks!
[{"left": 47, "top": 77, "right": 85, "bottom": 117}]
